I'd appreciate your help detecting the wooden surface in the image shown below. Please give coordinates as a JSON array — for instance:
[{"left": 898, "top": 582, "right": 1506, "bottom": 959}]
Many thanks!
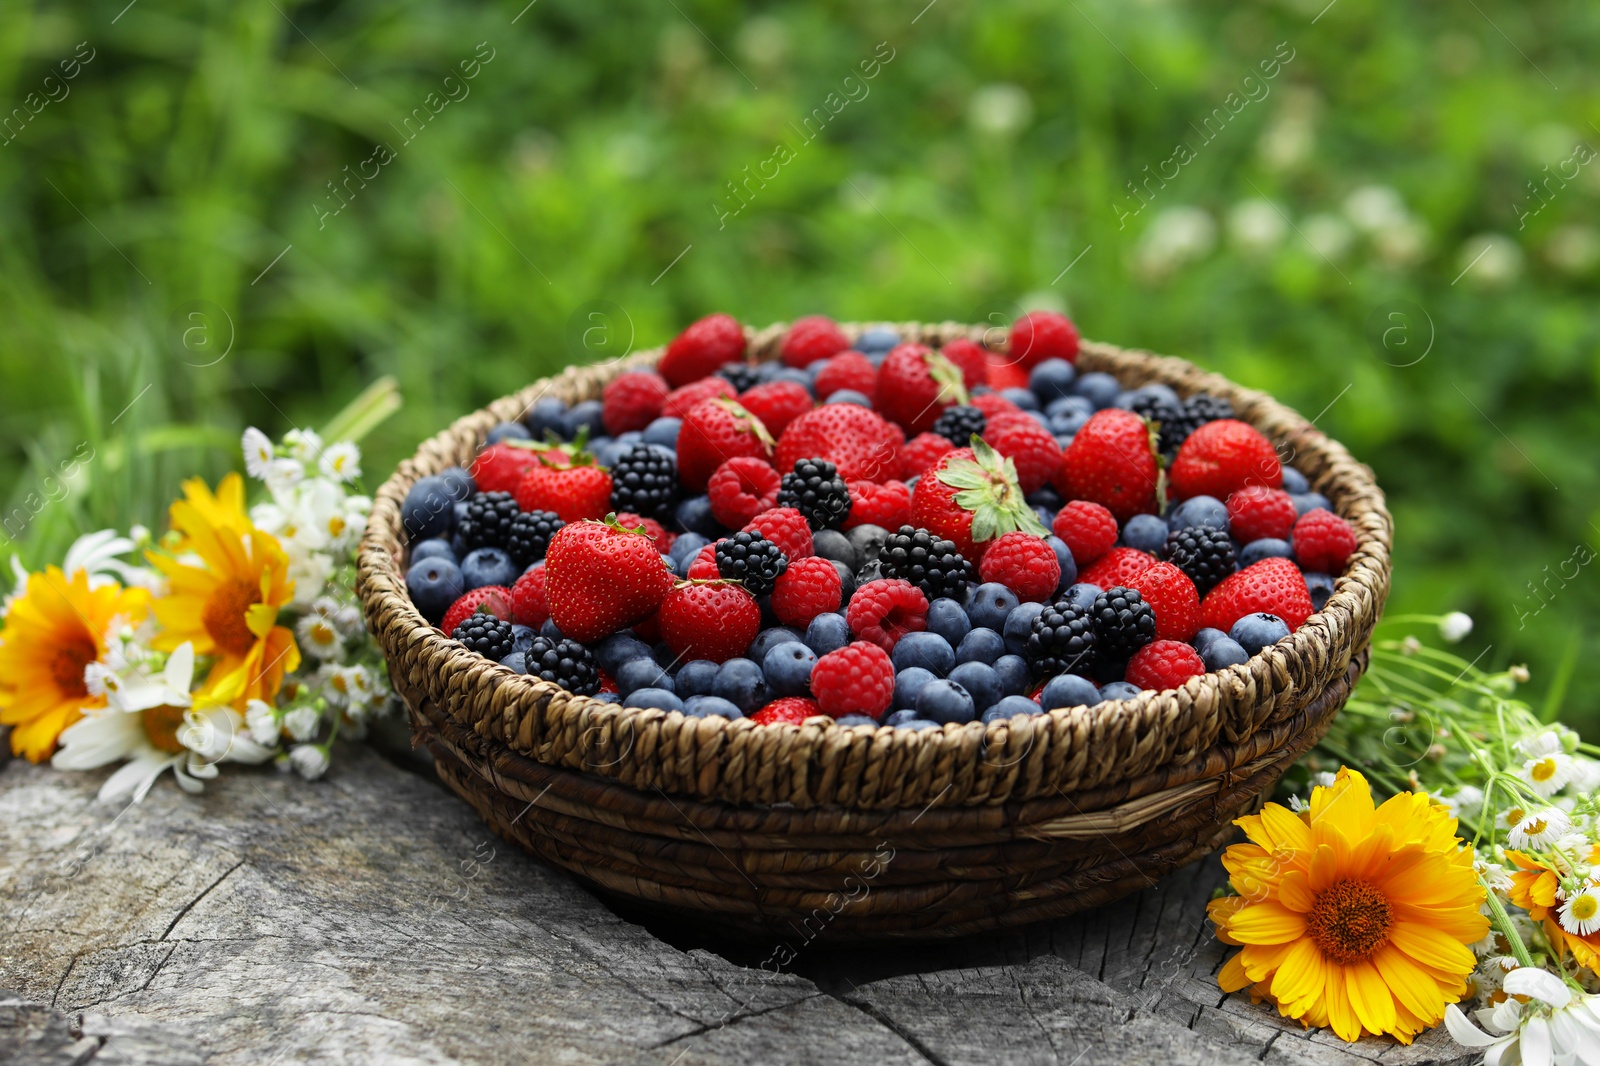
[{"left": 0, "top": 741, "right": 1473, "bottom": 1066}]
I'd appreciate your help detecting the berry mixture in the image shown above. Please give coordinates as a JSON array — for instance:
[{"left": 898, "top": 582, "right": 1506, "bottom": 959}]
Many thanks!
[{"left": 400, "top": 313, "right": 1358, "bottom": 728}]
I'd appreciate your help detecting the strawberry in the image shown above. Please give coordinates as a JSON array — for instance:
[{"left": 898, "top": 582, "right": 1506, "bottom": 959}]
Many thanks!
[
  {"left": 1052, "top": 500, "right": 1118, "bottom": 566},
  {"left": 658, "top": 580, "right": 762, "bottom": 663},
  {"left": 440, "top": 585, "right": 513, "bottom": 636},
  {"left": 514, "top": 452, "right": 613, "bottom": 523},
  {"left": 983, "top": 412, "right": 1063, "bottom": 495},
  {"left": 613, "top": 511, "right": 673, "bottom": 553},
  {"left": 911, "top": 438, "right": 1049, "bottom": 561},
  {"left": 842, "top": 479, "right": 912, "bottom": 531},
  {"left": 1008, "top": 310, "right": 1080, "bottom": 368},
  {"left": 510, "top": 565, "right": 549, "bottom": 629},
  {"left": 1292, "top": 509, "right": 1357, "bottom": 574},
  {"left": 544, "top": 518, "right": 677, "bottom": 643},
  {"left": 813, "top": 351, "right": 877, "bottom": 400},
  {"left": 776, "top": 404, "right": 900, "bottom": 483},
  {"left": 1054, "top": 409, "right": 1161, "bottom": 521},
  {"left": 969, "top": 392, "right": 1022, "bottom": 422},
  {"left": 1124, "top": 561, "right": 1201, "bottom": 642},
  {"left": 872, "top": 343, "right": 970, "bottom": 436},
  {"left": 977, "top": 532, "right": 1061, "bottom": 602},
  {"left": 738, "top": 381, "right": 813, "bottom": 439},
  {"left": 1079, "top": 546, "right": 1158, "bottom": 590},
  {"left": 470, "top": 442, "right": 542, "bottom": 494},
  {"left": 780, "top": 315, "right": 850, "bottom": 368},
  {"left": 985, "top": 351, "right": 1030, "bottom": 392},
  {"left": 742, "top": 507, "right": 813, "bottom": 560},
  {"left": 1169, "top": 419, "right": 1281, "bottom": 501},
  {"left": 662, "top": 376, "right": 737, "bottom": 420},
  {"left": 601, "top": 371, "right": 670, "bottom": 435},
  {"left": 706, "top": 456, "right": 781, "bottom": 529},
  {"left": 1125, "top": 640, "right": 1206, "bottom": 691},
  {"left": 1226, "top": 485, "right": 1298, "bottom": 543},
  {"left": 1199, "top": 557, "right": 1313, "bottom": 633},
  {"left": 897, "top": 432, "right": 954, "bottom": 481},
  {"left": 937, "top": 338, "right": 990, "bottom": 390},
  {"left": 658, "top": 313, "right": 746, "bottom": 388},
  {"left": 676, "top": 398, "right": 775, "bottom": 492},
  {"left": 751, "top": 696, "right": 824, "bottom": 725}
]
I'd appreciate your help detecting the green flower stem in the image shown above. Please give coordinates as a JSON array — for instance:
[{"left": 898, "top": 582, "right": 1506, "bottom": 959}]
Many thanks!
[{"left": 1480, "top": 880, "right": 1537, "bottom": 969}]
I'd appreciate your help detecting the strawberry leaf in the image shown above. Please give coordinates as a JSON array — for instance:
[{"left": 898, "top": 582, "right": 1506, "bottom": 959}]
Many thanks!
[{"left": 925, "top": 350, "right": 971, "bottom": 406}]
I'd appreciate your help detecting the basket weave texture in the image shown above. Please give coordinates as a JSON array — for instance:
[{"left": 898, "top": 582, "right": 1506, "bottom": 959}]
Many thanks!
[{"left": 357, "top": 322, "right": 1392, "bottom": 939}]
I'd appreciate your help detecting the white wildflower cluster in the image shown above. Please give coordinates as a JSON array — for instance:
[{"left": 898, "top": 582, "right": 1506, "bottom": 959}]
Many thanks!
[{"left": 243, "top": 426, "right": 370, "bottom": 606}]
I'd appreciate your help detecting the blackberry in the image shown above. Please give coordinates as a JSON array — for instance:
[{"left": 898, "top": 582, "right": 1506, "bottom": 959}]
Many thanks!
[
  {"left": 506, "top": 509, "right": 564, "bottom": 567},
  {"left": 1128, "top": 393, "right": 1186, "bottom": 456},
  {"left": 456, "top": 491, "right": 520, "bottom": 552},
  {"left": 716, "top": 362, "right": 763, "bottom": 392},
  {"left": 879, "top": 526, "right": 975, "bottom": 602},
  {"left": 524, "top": 635, "right": 600, "bottom": 695},
  {"left": 609, "top": 442, "right": 679, "bottom": 521},
  {"left": 931, "top": 405, "right": 987, "bottom": 447},
  {"left": 1090, "top": 587, "right": 1157, "bottom": 664},
  {"left": 452, "top": 614, "right": 516, "bottom": 661},
  {"left": 777, "top": 458, "right": 852, "bottom": 531},
  {"left": 715, "top": 531, "right": 789, "bottom": 595},
  {"left": 1026, "top": 598, "right": 1097, "bottom": 678},
  {"left": 1163, "top": 525, "right": 1237, "bottom": 594},
  {"left": 1166, "top": 394, "right": 1235, "bottom": 452}
]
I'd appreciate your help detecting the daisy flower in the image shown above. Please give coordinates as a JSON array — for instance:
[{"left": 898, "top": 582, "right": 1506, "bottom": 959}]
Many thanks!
[
  {"left": 318, "top": 441, "right": 361, "bottom": 483},
  {"left": 1561, "top": 884, "right": 1600, "bottom": 937},
  {"left": 296, "top": 613, "right": 344, "bottom": 661},
  {"left": 289, "top": 743, "right": 330, "bottom": 780},
  {"left": 244, "top": 699, "right": 282, "bottom": 747},
  {"left": 283, "top": 705, "right": 321, "bottom": 742},
  {"left": 1510, "top": 809, "right": 1573, "bottom": 851},
  {"left": 1521, "top": 751, "right": 1577, "bottom": 796},
  {"left": 282, "top": 428, "right": 323, "bottom": 463},
  {"left": 241, "top": 427, "right": 276, "bottom": 479},
  {"left": 1445, "top": 968, "right": 1600, "bottom": 1065},
  {"left": 1438, "top": 611, "right": 1473, "bottom": 643}
]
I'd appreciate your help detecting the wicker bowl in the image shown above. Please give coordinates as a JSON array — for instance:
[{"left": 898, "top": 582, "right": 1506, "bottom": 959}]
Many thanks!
[{"left": 357, "top": 321, "right": 1391, "bottom": 941}]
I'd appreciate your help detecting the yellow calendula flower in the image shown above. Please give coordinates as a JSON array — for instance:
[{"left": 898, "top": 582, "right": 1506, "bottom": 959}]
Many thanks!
[
  {"left": 1208, "top": 768, "right": 1488, "bottom": 1044},
  {"left": 148, "top": 479, "right": 299, "bottom": 707},
  {"left": 170, "top": 472, "right": 251, "bottom": 547},
  {"left": 0, "top": 567, "right": 150, "bottom": 761}
]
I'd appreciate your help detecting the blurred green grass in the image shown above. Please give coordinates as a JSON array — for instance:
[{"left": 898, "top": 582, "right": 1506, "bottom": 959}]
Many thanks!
[{"left": 1, "top": 0, "right": 1597, "bottom": 727}]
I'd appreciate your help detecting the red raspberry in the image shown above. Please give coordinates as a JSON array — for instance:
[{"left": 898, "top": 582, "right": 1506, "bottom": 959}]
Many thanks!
[
  {"left": 440, "top": 586, "right": 513, "bottom": 635},
  {"left": 613, "top": 512, "right": 672, "bottom": 553},
  {"left": 897, "top": 433, "right": 953, "bottom": 481},
  {"left": 1226, "top": 485, "right": 1299, "bottom": 543},
  {"left": 813, "top": 351, "right": 877, "bottom": 400},
  {"left": 1056, "top": 409, "right": 1160, "bottom": 521},
  {"left": 873, "top": 343, "right": 968, "bottom": 436},
  {"left": 978, "top": 532, "right": 1061, "bottom": 602},
  {"left": 687, "top": 544, "right": 720, "bottom": 580},
  {"left": 780, "top": 315, "right": 851, "bottom": 368},
  {"left": 601, "top": 372, "right": 670, "bottom": 435},
  {"left": 1125, "top": 640, "right": 1207, "bottom": 691},
  {"left": 1008, "top": 310, "right": 1081, "bottom": 368},
  {"left": 658, "top": 313, "right": 747, "bottom": 388},
  {"left": 938, "top": 338, "right": 990, "bottom": 390},
  {"left": 658, "top": 581, "right": 762, "bottom": 664},
  {"left": 1079, "top": 546, "right": 1158, "bottom": 590},
  {"left": 470, "top": 442, "right": 541, "bottom": 494},
  {"left": 751, "top": 697, "right": 824, "bottom": 725},
  {"left": 738, "top": 381, "right": 813, "bottom": 439},
  {"left": 845, "top": 579, "right": 928, "bottom": 652},
  {"left": 662, "top": 376, "right": 737, "bottom": 420},
  {"left": 1293, "top": 509, "right": 1357, "bottom": 574},
  {"left": 983, "top": 412, "right": 1063, "bottom": 495},
  {"left": 677, "top": 399, "right": 775, "bottom": 492},
  {"left": 770, "top": 556, "right": 844, "bottom": 627},
  {"left": 510, "top": 564, "right": 549, "bottom": 629},
  {"left": 1200, "top": 557, "right": 1314, "bottom": 633},
  {"left": 707, "top": 456, "right": 781, "bottom": 529},
  {"left": 777, "top": 404, "right": 901, "bottom": 484},
  {"left": 842, "top": 479, "right": 911, "bottom": 531},
  {"left": 809, "top": 641, "right": 895, "bottom": 720},
  {"left": 1169, "top": 419, "right": 1281, "bottom": 501},
  {"left": 1052, "top": 501, "right": 1118, "bottom": 566},
  {"left": 969, "top": 391, "right": 1022, "bottom": 422},
  {"left": 743, "top": 507, "right": 813, "bottom": 560},
  {"left": 1124, "top": 561, "right": 1200, "bottom": 642}
]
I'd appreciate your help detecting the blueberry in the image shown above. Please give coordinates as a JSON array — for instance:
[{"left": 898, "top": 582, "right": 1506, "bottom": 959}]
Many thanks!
[
  {"left": 563, "top": 400, "right": 605, "bottom": 440},
  {"left": 499, "top": 650, "right": 527, "bottom": 673},
  {"left": 510, "top": 624, "right": 537, "bottom": 655},
  {"left": 540, "top": 618, "right": 564, "bottom": 640},
  {"left": 1074, "top": 371, "right": 1122, "bottom": 409},
  {"left": 1029, "top": 359, "right": 1078, "bottom": 403},
  {"left": 685, "top": 695, "right": 744, "bottom": 719},
  {"left": 1239, "top": 538, "right": 1293, "bottom": 567},
  {"left": 846, "top": 524, "right": 890, "bottom": 564},
  {"left": 1041, "top": 535, "right": 1077, "bottom": 592},
  {"left": 883, "top": 708, "right": 920, "bottom": 727},
  {"left": 1046, "top": 395, "right": 1095, "bottom": 421},
  {"left": 1190, "top": 628, "right": 1230, "bottom": 653},
  {"left": 764, "top": 642, "right": 818, "bottom": 697},
  {"left": 1003, "top": 602, "right": 1046, "bottom": 657},
  {"left": 669, "top": 532, "right": 710, "bottom": 567},
  {"left": 1049, "top": 411, "right": 1091, "bottom": 438},
  {"left": 917, "top": 679, "right": 976, "bottom": 725},
  {"left": 1200, "top": 636, "right": 1250, "bottom": 671},
  {"left": 1292, "top": 492, "right": 1332, "bottom": 517},
  {"left": 983, "top": 695, "right": 1041, "bottom": 722},
  {"left": 927, "top": 598, "right": 972, "bottom": 647},
  {"left": 624, "top": 687, "right": 684, "bottom": 713},
  {"left": 1041, "top": 673, "right": 1099, "bottom": 711},
  {"left": 675, "top": 660, "right": 721, "bottom": 699},
  {"left": 486, "top": 421, "right": 531, "bottom": 445},
  {"left": 595, "top": 437, "right": 632, "bottom": 468},
  {"left": 949, "top": 661, "right": 1000, "bottom": 711},
  {"left": 616, "top": 657, "right": 672, "bottom": 696},
  {"left": 1129, "top": 382, "right": 1182, "bottom": 409},
  {"left": 713, "top": 658, "right": 768, "bottom": 713},
  {"left": 675, "top": 495, "right": 723, "bottom": 539},
  {"left": 410, "top": 537, "right": 456, "bottom": 565},
  {"left": 892, "top": 632, "right": 955, "bottom": 677},
  {"left": 595, "top": 632, "right": 653, "bottom": 674},
  {"left": 833, "top": 714, "right": 879, "bottom": 728},
  {"left": 968, "top": 582, "right": 1021, "bottom": 631},
  {"left": 437, "top": 465, "right": 475, "bottom": 501},
  {"left": 460, "top": 547, "right": 518, "bottom": 590},
  {"left": 1167, "top": 496, "right": 1229, "bottom": 531},
  {"left": 402, "top": 476, "right": 459, "bottom": 539},
  {"left": 824, "top": 389, "right": 872, "bottom": 407},
  {"left": 1230, "top": 613, "right": 1290, "bottom": 656},
  {"left": 831, "top": 561, "right": 857, "bottom": 603},
  {"left": 1032, "top": 505, "right": 1055, "bottom": 529},
  {"left": 893, "top": 666, "right": 937, "bottom": 710},
  {"left": 804, "top": 612, "right": 852, "bottom": 656},
  {"left": 811, "top": 529, "right": 859, "bottom": 571},
  {"left": 642, "top": 416, "right": 682, "bottom": 449},
  {"left": 524, "top": 396, "right": 568, "bottom": 438},
  {"left": 1061, "top": 582, "right": 1101, "bottom": 612},
  {"left": 1304, "top": 572, "right": 1336, "bottom": 611},
  {"left": 855, "top": 326, "right": 901, "bottom": 355},
  {"left": 898, "top": 718, "right": 942, "bottom": 731},
  {"left": 956, "top": 626, "right": 1005, "bottom": 665},
  {"left": 406, "top": 558, "right": 464, "bottom": 623},
  {"left": 1000, "top": 387, "right": 1039, "bottom": 411},
  {"left": 993, "top": 654, "right": 1030, "bottom": 695},
  {"left": 749, "top": 626, "right": 805, "bottom": 662},
  {"left": 1098, "top": 681, "right": 1143, "bottom": 702},
  {"left": 590, "top": 692, "right": 622, "bottom": 705},
  {"left": 768, "top": 367, "right": 814, "bottom": 392},
  {"left": 1121, "top": 514, "right": 1169, "bottom": 554},
  {"left": 1280, "top": 467, "right": 1310, "bottom": 494}
]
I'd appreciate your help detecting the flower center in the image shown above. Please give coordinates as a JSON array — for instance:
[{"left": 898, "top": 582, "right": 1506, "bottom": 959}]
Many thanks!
[
  {"left": 141, "top": 704, "right": 188, "bottom": 754},
  {"left": 203, "top": 578, "right": 263, "bottom": 656},
  {"left": 1573, "top": 895, "right": 1598, "bottom": 922},
  {"left": 1530, "top": 758, "right": 1557, "bottom": 783},
  {"left": 1524, "top": 818, "right": 1549, "bottom": 836},
  {"left": 1306, "top": 877, "right": 1393, "bottom": 964},
  {"left": 51, "top": 637, "right": 97, "bottom": 698}
]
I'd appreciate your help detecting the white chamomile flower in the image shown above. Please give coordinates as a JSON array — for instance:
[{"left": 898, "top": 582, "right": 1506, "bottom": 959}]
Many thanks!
[
  {"left": 283, "top": 705, "right": 321, "bottom": 742},
  {"left": 1475, "top": 858, "right": 1515, "bottom": 895},
  {"left": 1560, "top": 884, "right": 1600, "bottom": 936},
  {"left": 1310, "top": 771, "right": 1337, "bottom": 788},
  {"left": 1510, "top": 808, "right": 1573, "bottom": 851},
  {"left": 62, "top": 530, "right": 155, "bottom": 590},
  {"left": 1442, "top": 785, "right": 1486, "bottom": 821},
  {"left": 1517, "top": 731, "right": 1567, "bottom": 759},
  {"left": 1522, "top": 751, "right": 1577, "bottom": 797},
  {"left": 99, "top": 642, "right": 195, "bottom": 713},
  {"left": 1438, "top": 611, "right": 1473, "bottom": 643},
  {"left": 242, "top": 427, "right": 276, "bottom": 479},
  {"left": 1287, "top": 794, "right": 1310, "bottom": 813},
  {"left": 289, "top": 744, "right": 330, "bottom": 780},
  {"left": 319, "top": 441, "right": 361, "bottom": 483},
  {"left": 283, "top": 428, "right": 324, "bottom": 463},
  {"left": 1445, "top": 968, "right": 1600, "bottom": 1066},
  {"left": 1568, "top": 757, "right": 1600, "bottom": 795},
  {"left": 263, "top": 457, "right": 305, "bottom": 495},
  {"left": 296, "top": 613, "right": 344, "bottom": 661},
  {"left": 245, "top": 699, "right": 282, "bottom": 747}
]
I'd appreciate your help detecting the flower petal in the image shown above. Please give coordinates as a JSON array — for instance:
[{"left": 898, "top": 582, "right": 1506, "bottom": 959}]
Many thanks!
[
  {"left": 1389, "top": 921, "right": 1476, "bottom": 975},
  {"left": 1226, "top": 902, "right": 1307, "bottom": 945},
  {"left": 1345, "top": 958, "right": 1398, "bottom": 1037},
  {"left": 1443, "top": 1004, "right": 1501, "bottom": 1048},
  {"left": 1502, "top": 967, "right": 1572, "bottom": 1009}
]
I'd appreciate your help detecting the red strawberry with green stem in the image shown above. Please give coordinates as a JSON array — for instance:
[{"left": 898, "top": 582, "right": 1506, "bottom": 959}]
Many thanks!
[
  {"left": 544, "top": 517, "right": 677, "bottom": 642},
  {"left": 872, "top": 344, "right": 970, "bottom": 436},
  {"left": 911, "top": 438, "right": 1049, "bottom": 561},
  {"left": 676, "top": 398, "right": 775, "bottom": 492},
  {"left": 514, "top": 442, "right": 613, "bottom": 523}
]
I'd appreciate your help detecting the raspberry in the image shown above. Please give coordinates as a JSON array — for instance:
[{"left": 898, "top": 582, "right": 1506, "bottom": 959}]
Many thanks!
[
  {"left": 1124, "top": 640, "right": 1206, "bottom": 691},
  {"left": 1200, "top": 557, "right": 1314, "bottom": 633},
  {"left": 777, "top": 458, "right": 852, "bottom": 531},
  {"left": 1162, "top": 526, "right": 1237, "bottom": 595},
  {"left": 707, "top": 456, "right": 781, "bottom": 529},
  {"left": 1090, "top": 586, "right": 1157, "bottom": 664},
  {"left": 608, "top": 442, "right": 679, "bottom": 521},
  {"left": 510, "top": 565, "right": 549, "bottom": 629},
  {"left": 931, "top": 405, "right": 986, "bottom": 447},
  {"left": 978, "top": 532, "right": 1062, "bottom": 603},
  {"left": 743, "top": 507, "right": 813, "bottom": 560},
  {"left": 738, "top": 381, "right": 813, "bottom": 439},
  {"left": 984, "top": 412, "right": 1064, "bottom": 495},
  {"left": 714, "top": 531, "right": 789, "bottom": 595},
  {"left": 440, "top": 585, "right": 513, "bottom": 635},
  {"left": 1293, "top": 509, "right": 1357, "bottom": 574},
  {"left": 1123, "top": 561, "right": 1200, "bottom": 642},
  {"left": 898, "top": 432, "right": 954, "bottom": 481},
  {"left": 770, "top": 556, "right": 844, "bottom": 628},
  {"left": 658, "top": 582, "right": 762, "bottom": 664},
  {"left": 1052, "top": 501, "right": 1118, "bottom": 566},
  {"left": 843, "top": 479, "right": 912, "bottom": 531},
  {"left": 879, "top": 527, "right": 975, "bottom": 602},
  {"left": 937, "top": 338, "right": 990, "bottom": 390},
  {"left": 809, "top": 641, "right": 895, "bottom": 720},
  {"left": 658, "top": 313, "right": 747, "bottom": 388},
  {"left": 751, "top": 697, "right": 824, "bottom": 725},
  {"left": 780, "top": 315, "right": 851, "bottom": 368},
  {"left": 601, "top": 371, "right": 670, "bottom": 435},
  {"left": 1227, "top": 485, "right": 1299, "bottom": 544},
  {"left": 1079, "top": 546, "right": 1158, "bottom": 590},
  {"left": 687, "top": 544, "right": 720, "bottom": 580},
  {"left": 662, "top": 376, "right": 737, "bottom": 420},
  {"left": 813, "top": 351, "right": 877, "bottom": 400},
  {"left": 845, "top": 578, "right": 929, "bottom": 652},
  {"left": 1008, "top": 310, "right": 1081, "bottom": 368},
  {"left": 452, "top": 614, "right": 516, "bottom": 660},
  {"left": 1169, "top": 419, "right": 1281, "bottom": 501},
  {"left": 523, "top": 635, "right": 600, "bottom": 695}
]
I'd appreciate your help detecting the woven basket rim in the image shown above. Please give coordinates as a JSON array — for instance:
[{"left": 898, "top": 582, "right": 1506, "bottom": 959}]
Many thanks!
[{"left": 356, "top": 320, "right": 1392, "bottom": 808}]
